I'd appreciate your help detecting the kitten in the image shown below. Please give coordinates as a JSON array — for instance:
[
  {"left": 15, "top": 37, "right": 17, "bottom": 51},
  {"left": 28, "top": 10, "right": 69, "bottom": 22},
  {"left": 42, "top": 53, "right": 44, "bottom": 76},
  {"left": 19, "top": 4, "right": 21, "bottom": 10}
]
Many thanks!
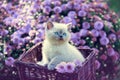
[{"left": 37, "top": 21, "right": 85, "bottom": 70}]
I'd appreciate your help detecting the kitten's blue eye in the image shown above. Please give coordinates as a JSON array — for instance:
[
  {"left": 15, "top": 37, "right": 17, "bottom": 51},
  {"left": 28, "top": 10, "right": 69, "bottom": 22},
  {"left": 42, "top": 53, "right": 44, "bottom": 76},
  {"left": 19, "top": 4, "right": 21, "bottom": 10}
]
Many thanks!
[
  {"left": 63, "top": 33, "right": 66, "bottom": 36},
  {"left": 54, "top": 32, "right": 59, "bottom": 35}
]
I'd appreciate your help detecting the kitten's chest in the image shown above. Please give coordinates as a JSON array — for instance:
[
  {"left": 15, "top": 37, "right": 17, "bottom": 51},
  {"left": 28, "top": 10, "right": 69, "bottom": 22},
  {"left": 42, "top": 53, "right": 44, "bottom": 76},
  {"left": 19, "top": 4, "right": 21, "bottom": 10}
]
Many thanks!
[
  {"left": 47, "top": 45, "right": 63, "bottom": 55},
  {"left": 43, "top": 44, "right": 67, "bottom": 59}
]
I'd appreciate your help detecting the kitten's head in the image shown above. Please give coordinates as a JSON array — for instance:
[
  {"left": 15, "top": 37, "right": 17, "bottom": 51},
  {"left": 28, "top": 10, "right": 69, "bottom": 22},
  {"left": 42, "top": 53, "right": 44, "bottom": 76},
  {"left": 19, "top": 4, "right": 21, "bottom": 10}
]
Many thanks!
[{"left": 44, "top": 21, "right": 72, "bottom": 45}]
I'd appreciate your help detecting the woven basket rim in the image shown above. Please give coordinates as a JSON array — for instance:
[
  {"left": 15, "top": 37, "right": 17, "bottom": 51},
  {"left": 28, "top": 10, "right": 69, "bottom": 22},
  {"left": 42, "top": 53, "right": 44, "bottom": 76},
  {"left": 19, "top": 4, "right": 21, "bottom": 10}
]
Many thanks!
[{"left": 14, "top": 42, "right": 95, "bottom": 73}]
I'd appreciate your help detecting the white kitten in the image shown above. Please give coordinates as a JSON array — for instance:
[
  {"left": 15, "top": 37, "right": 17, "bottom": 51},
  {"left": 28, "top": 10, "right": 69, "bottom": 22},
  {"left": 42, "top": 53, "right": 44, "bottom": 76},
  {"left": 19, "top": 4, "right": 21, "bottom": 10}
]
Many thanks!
[{"left": 37, "top": 22, "right": 85, "bottom": 70}]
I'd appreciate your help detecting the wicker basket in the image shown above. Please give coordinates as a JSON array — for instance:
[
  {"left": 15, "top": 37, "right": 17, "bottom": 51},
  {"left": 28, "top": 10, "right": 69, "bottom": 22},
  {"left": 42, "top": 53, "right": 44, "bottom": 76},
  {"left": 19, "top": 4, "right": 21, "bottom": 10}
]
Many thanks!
[
  {"left": 15, "top": 42, "right": 96, "bottom": 80},
  {"left": 0, "top": 60, "right": 19, "bottom": 80}
]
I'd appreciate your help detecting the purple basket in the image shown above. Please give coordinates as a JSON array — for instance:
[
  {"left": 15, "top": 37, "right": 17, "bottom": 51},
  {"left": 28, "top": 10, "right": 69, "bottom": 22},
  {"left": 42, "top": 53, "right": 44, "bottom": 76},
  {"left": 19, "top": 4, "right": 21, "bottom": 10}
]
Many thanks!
[
  {"left": 15, "top": 42, "right": 96, "bottom": 80},
  {"left": 0, "top": 60, "right": 19, "bottom": 80}
]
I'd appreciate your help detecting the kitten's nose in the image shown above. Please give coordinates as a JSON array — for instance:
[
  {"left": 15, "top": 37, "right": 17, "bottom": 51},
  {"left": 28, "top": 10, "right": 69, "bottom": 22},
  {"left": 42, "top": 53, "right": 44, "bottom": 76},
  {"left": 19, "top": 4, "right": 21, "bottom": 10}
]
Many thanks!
[
  {"left": 59, "top": 36, "right": 63, "bottom": 40},
  {"left": 59, "top": 36, "right": 63, "bottom": 38}
]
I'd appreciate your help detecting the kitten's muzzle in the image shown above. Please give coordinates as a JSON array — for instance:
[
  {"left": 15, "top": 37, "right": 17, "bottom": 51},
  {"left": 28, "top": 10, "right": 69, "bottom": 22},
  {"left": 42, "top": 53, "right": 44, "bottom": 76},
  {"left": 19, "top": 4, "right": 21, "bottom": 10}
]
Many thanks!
[{"left": 59, "top": 36, "right": 63, "bottom": 40}]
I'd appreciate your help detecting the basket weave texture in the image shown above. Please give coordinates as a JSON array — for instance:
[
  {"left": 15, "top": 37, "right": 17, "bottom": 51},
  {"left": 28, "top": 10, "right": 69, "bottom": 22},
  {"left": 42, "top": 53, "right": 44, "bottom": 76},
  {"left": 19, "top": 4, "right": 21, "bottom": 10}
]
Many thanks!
[
  {"left": 15, "top": 42, "right": 96, "bottom": 80},
  {"left": 0, "top": 60, "right": 19, "bottom": 80}
]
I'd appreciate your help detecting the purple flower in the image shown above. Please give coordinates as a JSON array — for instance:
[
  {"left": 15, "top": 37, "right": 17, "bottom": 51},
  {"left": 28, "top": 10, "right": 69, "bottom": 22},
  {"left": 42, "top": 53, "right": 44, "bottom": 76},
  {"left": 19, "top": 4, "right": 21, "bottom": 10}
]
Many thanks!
[
  {"left": 0, "top": 30, "right": 9, "bottom": 36},
  {"left": 82, "top": 22, "right": 90, "bottom": 29},
  {"left": 24, "top": 36, "right": 31, "bottom": 42},
  {"left": 70, "top": 33, "right": 80, "bottom": 44},
  {"left": 66, "top": 2, "right": 73, "bottom": 9},
  {"left": 99, "top": 30, "right": 107, "bottom": 37},
  {"left": 108, "top": 34, "right": 117, "bottom": 42},
  {"left": 95, "top": 60, "right": 101, "bottom": 69},
  {"left": 79, "top": 46, "right": 90, "bottom": 49},
  {"left": 112, "top": 52, "right": 119, "bottom": 62},
  {"left": 38, "top": 15, "right": 46, "bottom": 23},
  {"left": 68, "top": 11, "right": 76, "bottom": 19},
  {"left": 12, "top": 12, "right": 18, "bottom": 18},
  {"left": 73, "top": 3, "right": 81, "bottom": 10},
  {"left": 37, "top": 29, "right": 44, "bottom": 37},
  {"left": 91, "top": 29, "right": 99, "bottom": 37},
  {"left": 81, "top": 3, "right": 89, "bottom": 10},
  {"left": 3, "top": 17, "right": 13, "bottom": 25},
  {"left": 19, "top": 38, "right": 26, "bottom": 45},
  {"left": 32, "top": 37, "right": 42, "bottom": 44},
  {"left": 0, "top": 25, "right": 3, "bottom": 28},
  {"left": 53, "top": 1, "right": 61, "bottom": 6},
  {"left": 43, "top": 6, "right": 51, "bottom": 14},
  {"left": 36, "top": 24, "right": 45, "bottom": 30},
  {"left": 29, "top": 30, "right": 36, "bottom": 37},
  {"left": 117, "top": 31, "right": 120, "bottom": 39},
  {"left": 11, "top": 37, "right": 21, "bottom": 44},
  {"left": 74, "top": 59, "right": 82, "bottom": 67},
  {"left": 71, "top": 33, "right": 78, "bottom": 40},
  {"left": 42, "top": 0, "right": 51, "bottom": 6},
  {"left": 18, "top": 28, "right": 26, "bottom": 34},
  {"left": 55, "top": 62, "right": 66, "bottom": 73},
  {"left": 65, "top": 62, "right": 76, "bottom": 73},
  {"left": 92, "top": 37, "right": 97, "bottom": 42},
  {"left": 93, "top": 15, "right": 102, "bottom": 21},
  {"left": 80, "top": 39, "right": 86, "bottom": 45},
  {"left": 11, "top": 31, "right": 21, "bottom": 38},
  {"left": 53, "top": 6, "right": 62, "bottom": 13},
  {"left": 78, "top": 10, "right": 87, "bottom": 17},
  {"left": 74, "top": 40, "right": 81, "bottom": 46},
  {"left": 94, "top": 21, "right": 104, "bottom": 30},
  {"left": 4, "top": 45, "right": 12, "bottom": 55},
  {"left": 74, "top": 0, "right": 82, "bottom": 3},
  {"left": 5, "top": 57, "right": 15, "bottom": 66},
  {"left": 61, "top": 4, "right": 67, "bottom": 11},
  {"left": 104, "top": 14, "right": 111, "bottom": 20},
  {"left": 72, "top": 19, "right": 77, "bottom": 25},
  {"left": 62, "top": 17, "right": 72, "bottom": 24},
  {"left": 97, "top": 3, "right": 106, "bottom": 8},
  {"left": 107, "top": 47, "right": 115, "bottom": 56},
  {"left": 31, "top": 9, "right": 37, "bottom": 14},
  {"left": 100, "top": 37, "right": 109, "bottom": 45},
  {"left": 34, "top": 2, "right": 40, "bottom": 10},
  {"left": 100, "top": 54, "right": 107, "bottom": 61},
  {"left": 91, "top": 48, "right": 99, "bottom": 55},
  {"left": 79, "top": 29, "right": 88, "bottom": 37},
  {"left": 24, "top": 24, "right": 31, "bottom": 33}
]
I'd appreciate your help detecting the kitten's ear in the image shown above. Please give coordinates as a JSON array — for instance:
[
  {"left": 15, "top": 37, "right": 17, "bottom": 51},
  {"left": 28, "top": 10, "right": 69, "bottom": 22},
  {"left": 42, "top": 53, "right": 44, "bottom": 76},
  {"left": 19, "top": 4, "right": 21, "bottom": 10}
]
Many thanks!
[
  {"left": 66, "top": 23, "right": 73, "bottom": 32},
  {"left": 46, "top": 21, "right": 54, "bottom": 30}
]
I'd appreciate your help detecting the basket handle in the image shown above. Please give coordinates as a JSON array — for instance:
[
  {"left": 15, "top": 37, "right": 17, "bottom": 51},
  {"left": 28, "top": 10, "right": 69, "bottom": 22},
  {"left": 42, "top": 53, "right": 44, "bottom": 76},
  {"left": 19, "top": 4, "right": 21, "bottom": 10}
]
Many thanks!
[
  {"left": 17, "top": 51, "right": 26, "bottom": 61},
  {"left": 18, "top": 42, "right": 42, "bottom": 61}
]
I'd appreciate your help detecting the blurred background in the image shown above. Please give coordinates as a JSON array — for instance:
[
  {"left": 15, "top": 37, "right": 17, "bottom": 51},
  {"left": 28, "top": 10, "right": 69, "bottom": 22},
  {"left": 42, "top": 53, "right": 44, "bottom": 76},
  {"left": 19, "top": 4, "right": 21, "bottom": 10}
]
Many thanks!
[{"left": 106, "top": 0, "right": 120, "bottom": 16}]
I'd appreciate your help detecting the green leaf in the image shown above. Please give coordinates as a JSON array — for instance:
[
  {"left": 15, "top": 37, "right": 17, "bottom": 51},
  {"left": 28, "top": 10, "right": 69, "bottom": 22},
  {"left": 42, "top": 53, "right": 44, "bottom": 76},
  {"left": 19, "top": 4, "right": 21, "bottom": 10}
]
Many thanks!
[
  {"left": 104, "top": 26, "right": 110, "bottom": 33},
  {"left": 108, "top": 0, "right": 120, "bottom": 13},
  {"left": 114, "top": 40, "right": 120, "bottom": 52}
]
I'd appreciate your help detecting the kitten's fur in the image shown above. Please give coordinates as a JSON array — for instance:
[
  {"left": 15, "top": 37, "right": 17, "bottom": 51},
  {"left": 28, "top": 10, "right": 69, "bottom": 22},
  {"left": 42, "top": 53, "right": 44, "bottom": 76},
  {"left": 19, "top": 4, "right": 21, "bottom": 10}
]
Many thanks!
[{"left": 37, "top": 22, "right": 85, "bottom": 70}]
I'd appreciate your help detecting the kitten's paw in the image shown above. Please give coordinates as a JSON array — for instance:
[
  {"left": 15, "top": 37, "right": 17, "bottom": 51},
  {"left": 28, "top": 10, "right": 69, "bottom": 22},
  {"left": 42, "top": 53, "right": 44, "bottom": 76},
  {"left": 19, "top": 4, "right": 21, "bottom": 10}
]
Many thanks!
[
  {"left": 37, "top": 61, "right": 46, "bottom": 66},
  {"left": 47, "top": 64, "right": 56, "bottom": 70}
]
